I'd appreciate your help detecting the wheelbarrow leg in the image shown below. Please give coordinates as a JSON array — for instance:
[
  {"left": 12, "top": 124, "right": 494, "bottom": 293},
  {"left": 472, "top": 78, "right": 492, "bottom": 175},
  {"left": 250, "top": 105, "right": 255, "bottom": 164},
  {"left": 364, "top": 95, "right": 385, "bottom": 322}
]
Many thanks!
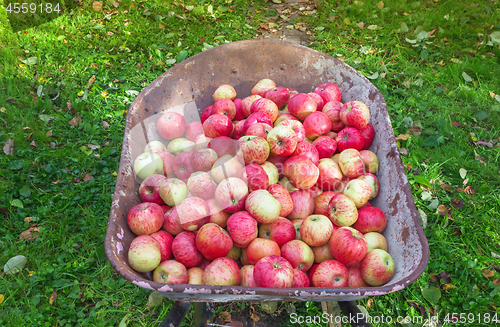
[
  {"left": 338, "top": 301, "right": 372, "bottom": 327},
  {"left": 159, "top": 301, "right": 192, "bottom": 327},
  {"left": 192, "top": 302, "right": 215, "bottom": 327}
]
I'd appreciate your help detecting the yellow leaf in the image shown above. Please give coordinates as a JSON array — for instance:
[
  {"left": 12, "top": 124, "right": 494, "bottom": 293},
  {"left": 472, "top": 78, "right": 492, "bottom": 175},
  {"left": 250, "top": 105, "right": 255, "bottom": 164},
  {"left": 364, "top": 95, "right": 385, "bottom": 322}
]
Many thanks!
[
  {"left": 38, "top": 77, "right": 45, "bottom": 83},
  {"left": 159, "top": 23, "right": 165, "bottom": 29},
  {"left": 101, "top": 91, "right": 109, "bottom": 97},
  {"left": 442, "top": 283, "right": 455, "bottom": 290},
  {"left": 77, "top": 91, "right": 84, "bottom": 97},
  {"left": 29, "top": 271, "right": 35, "bottom": 277},
  {"left": 113, "top": 171, "right": 118, "bottom": 176},
  {"left": 19, "top": 64, "right": 27, "bottom": 68},
  {"left": 489, "top": 91, "right": 496, "bottom": 98},
  {"left": 377, "top": 1, "right": 384, "bottom": 9},
  {"left": 343, "top": 18, "right": 351, "bottom": 25},
  {"left": 482, "top": 270, "right": 495, "bottom": 278},
  {"left": 49, "top": 291, "right": 57, "bottom": 305},
  {"left": 0, "top": 294, "right": 4, "bottom": 304},
  {"left": 396, "top": 134, "right": 410, "bottom": 141},
  {"left": 0, "top": 107, "right": 5, "bottom": 113}
]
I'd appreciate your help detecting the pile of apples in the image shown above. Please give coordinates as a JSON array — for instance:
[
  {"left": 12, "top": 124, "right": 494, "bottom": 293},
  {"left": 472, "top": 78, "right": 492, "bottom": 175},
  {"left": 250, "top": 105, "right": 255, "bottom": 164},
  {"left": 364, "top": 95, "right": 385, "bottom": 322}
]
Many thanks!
[{"left": 127, "top": 79, "right": 395, "bottom": 289}]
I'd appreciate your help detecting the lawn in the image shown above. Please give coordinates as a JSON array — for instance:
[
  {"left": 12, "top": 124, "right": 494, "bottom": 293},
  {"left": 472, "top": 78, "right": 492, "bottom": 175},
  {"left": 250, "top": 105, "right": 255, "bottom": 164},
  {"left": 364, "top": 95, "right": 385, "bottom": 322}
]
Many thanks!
[{"left": 0, "top": 0, "right": 500, "bottom": 326}]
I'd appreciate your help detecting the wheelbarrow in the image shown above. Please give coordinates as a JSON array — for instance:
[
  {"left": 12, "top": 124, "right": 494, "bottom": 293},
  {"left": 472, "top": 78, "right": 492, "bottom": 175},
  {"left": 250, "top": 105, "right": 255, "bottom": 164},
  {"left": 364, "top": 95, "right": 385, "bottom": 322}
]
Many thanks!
[{"left": 104, "top": 39, "right": 429, "bottom": 326}]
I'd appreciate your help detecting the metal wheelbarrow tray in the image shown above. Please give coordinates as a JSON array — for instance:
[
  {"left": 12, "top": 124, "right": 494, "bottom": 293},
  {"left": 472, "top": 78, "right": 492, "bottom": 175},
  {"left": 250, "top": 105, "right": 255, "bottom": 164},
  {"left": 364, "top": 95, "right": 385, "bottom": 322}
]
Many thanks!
[{"left": 105, "top": 39, "right": 429, "bottom": 302}]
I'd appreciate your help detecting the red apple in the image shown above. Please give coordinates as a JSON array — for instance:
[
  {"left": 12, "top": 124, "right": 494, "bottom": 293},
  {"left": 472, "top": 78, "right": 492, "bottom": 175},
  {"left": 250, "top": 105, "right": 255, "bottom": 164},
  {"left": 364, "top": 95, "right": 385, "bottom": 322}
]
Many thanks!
[
  {"left": 364, "top": 232, "right": 388, "bottom": 252},
  {"left": 316, "top": 158, "right": 343, "bottom": 192},
  {"left": 238, "top": 135, "right": 270, "bottom": 165},
  {"left": 251, "top": 97, "right": 279, "bottom": 122},
  {"left": 330, "top": 227, "right": 368, "bottom": 265},
  {"left": 307, "top": 185, "right": 323, "bottom": 199},
  {"left": 292, "top": 269, "right": 310, "bottom": 287},
  {"left": 246, "top": 238, "right": 281, "bottom": 265},
  {"left": 203, "top": 113, "right": 233, "bottom": 138},
  {"left": 287, "top": 93, "right": 317, "bottom": 120},
  {"left": 359, "top": 150, "right": 379, "bottom": 174},
  {"left": 343, "top": 179, "right": 372, "bottom": 209},
  {"left": 291, "top": 219, "right": 304, "bottom": 240},
  {"left": 267, "top": 125, "right": 298, "bottom": 156},
  {"left": 328, "top": 193, "right": 358, "bottom": 227},
  {"left": 360, "top": 249, "right": 395, "bottom": 286},
  {"left": 196, "top": 223, "right": 233, "bottom": 260},
  {"left": 240, "top": 265, "right": 257, "bottom": 287},
  {"left": 208, "top": 136, "right": 239, "bottom": 158},
  {"left": 205, "top": 198, "right": 230, "bottom": 228},
  {"left": 287, "top": 189, "right": 314, "bottom": 220},
  {"left": 356, "top": 173, "right": 380, "bottom": 200},
  {"left": 163, "top": 206, "right": 184, "bottom": 236},
  {"left": 226, "top": 211, "right": 259, "bottom": 248},
  {"left": 215, "top": 177, "right": 249, "bottom": 213},
  {"left": 265, "top": 87, "right": 290, "bottom": 109},
  {"left": 155, "top": 151, "right": 175, "bottom": 177},
  {"left": 261, "top": 161, "right": 279, "bottom": 185},
  {"left": 340, "top": 100, "right": 370, "bottom": 130},
  {"left": 213, "top": 84, "right": 236, "bottom": 101},
  {"left": 311, "top": 259, "right": 348, "bottom": 287},
  {"left": 187, "top": 172, "right": 216, "bottom": 200},
  {"left": 202, "top": 257, "right": 241, "bottom": 286},
  {"left": 336, "top": 127, "right": 364, "bottom": 152},
  {"left": 172, "top": 151, "right": 194, "bottom": 181},
  {"left": 128, "top": 235, "right": 161, "bottom": 272},
  {"left": 198, "top": 257, "right": 212, "bottom": 270},
  {"left": 172, "top": 231, "right": 203, "bottom": 267},
  {"left": 211, "top": 154, "right": 244, "bottom": 184},
  {"left": 300, "top": 214, "right": 334, "bottom": 247},
  {"left": 233, "top": 98, "right": 245, "bottom": 120},
  {"left": 241, "top": 95, "right": 262, "bottom": 117},
  {"left": 312, "top": 242, "right": 335, "bottom": 263},
  {"left": 303, "top": 111, "right": 332, "bottom": 140},
  {"left": 288, "top": 88, "right": 299, "bottom": 97},
  {"left": 139, "top": 174, "right": 168, "bottom": 205},
  {"left": 347, "top": 263, "right": 369, "bottom": 287},
  {"left": 239, "top": 164, "right": 269, "bottom": 192},
  {"left": 322, "top": 101, "right": 345, "bottom": 132},
  {"left": 274, "top": 112, "right": 299, "bottom": 127},
  {"left": 308, "top": 92, "right": 325, "bottom": 111},
  {"left": 314, "top": 82, "right": 342, "bottom": 103},
  {"left": 241, "top": 248, "right": 251, "bottom": 266},
  {"left": 233, "top": 119, "right": 246, "bottom": 140},
  {"left": 245, "top": 189, "right": 281, "bottom": 224},
  {"left": 212, "top": 98, "right": 236, "bottom": 120},
  {"left": 291, "top": 142, "right": 319, "bottom": 166},
  {"left": 177, "top": 196, "right": 209, "bottom": 231},
  {"left": 283, "top": 156, "right": 319, "bottom": 190},
  {"left": 307, "top": 263, "right": 319, "bottom": 285},
  {"left": 151, "top": 230, "right": 174, "bottom": 262},
  {"left": 281, "top": 239, "right": 314, "bottom": 272},
  {"left": 259, "top": 218, "right": 296, "bottom": 248},
  {"left": 279, "top": 119, "right": 306, "bottom": 143},
  {"left": 159, "top": 204, "right": 172, "bottom": 216},
  {"left": 153, "top": 260, "right": 188, "bottom": 284},
  {"left": 185, "top": 121, "right": 204, "bottom": 142},
  {"left": 191, "top": 148, "right": 218, "bottom": 172},
  {"left": 313, "top": 136, "right": 337, "bottom": 159},
  {"left": 253, "top": 255, "right": 294, "bottom": 288},
  {"left": 338, "top": 149, "right": 365, "bottom": 178},
  {"left": 314, "top": 191, "right": 339, "bottom": 216},
  {"left": 245, "top": 122, "right": 272, "bottom": 139},
  {"left": 359, "top": 123, "right": 375, "bottom": 150},
  {"left": 251, "top": 79, "right": 276, "bottom": 97},
  {"left": 194, "top": 134, "right": 212, "bottom": 151},
  {"left": 243, "top": 112, "right": 273, "bottom": 133},
  {"left": 201, "top": 105, "right": 213, "bottom": 124},
  {"left": 267, "top": 153, "right": 289, "bottom": 179},
  {"left": 267, "top": 184, "right": 293, "bottom": 217},
  {"left": 187, "top": 267, "right": 204, "bottom": 285},
  {"left": 127, "top": 202, "right": 164, "bottom": 236},
  {"left": 157, "top": 112, "right": 186, "bottom": 140},
  {"left": 353, "top": 206, "right": 387, "bottom": 234}
]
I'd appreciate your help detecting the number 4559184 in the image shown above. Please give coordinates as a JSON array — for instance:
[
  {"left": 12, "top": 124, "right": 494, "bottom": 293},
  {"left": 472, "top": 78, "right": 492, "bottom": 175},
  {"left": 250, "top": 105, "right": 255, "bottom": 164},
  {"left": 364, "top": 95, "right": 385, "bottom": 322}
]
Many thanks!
[
  {"left": 444, "top": 313, "right": 499, "bottom": 324},
  {"left": 6, "top": 3, "right": 60, "bottom": 14}
]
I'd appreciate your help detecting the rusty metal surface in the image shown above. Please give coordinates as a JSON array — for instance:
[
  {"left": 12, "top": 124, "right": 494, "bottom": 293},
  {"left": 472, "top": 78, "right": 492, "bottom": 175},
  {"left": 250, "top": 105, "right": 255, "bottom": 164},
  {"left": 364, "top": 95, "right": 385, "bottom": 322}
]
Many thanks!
[{"left": 105, "top": 39, "right": 429, "bottom": 302}]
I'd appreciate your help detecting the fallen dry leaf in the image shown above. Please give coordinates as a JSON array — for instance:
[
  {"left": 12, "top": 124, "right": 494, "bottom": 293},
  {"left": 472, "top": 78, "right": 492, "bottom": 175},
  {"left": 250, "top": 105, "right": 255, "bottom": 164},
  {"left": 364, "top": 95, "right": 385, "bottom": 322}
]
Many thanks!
[
  {"left": 367, "top": 25, "right": 378, "bottom": 30},
  {"left": 87, "top": 75, "right": 96, "bottom": 89},
  {"left": 249, "top": 303, "right": 260, "bottom": 322},
  {"left": 46, "top": 130, "right": 52, "bottom": 137},
  {"left": 49, "top": 291, "right": 57, "bottom": 305},
  {"left": 366, "top": 297, "right": 374, "bottom": 308},
  {"left": 24, "top": 217, "right": 33, "bottom": 222},
  {"left": 442, "top": 283, "right": 455, "bottom": 290},
  {"left": 475, "top": 155, "right": 487, "bottom": 165},
  {"left": 377, "top": 1, "right": 384, "bottom": 9},
  {"left": 357, "top": 22, "right": 365, "bottom": 28},
  {"left": 102, "top": 121, "right": 109, "bottom": 128},
  {"left": 437, "top": 204, "right": 448, "bottom": 216},
  {"left": 451, "top": 198, "right": 464, "bottom": 209},
  {"left": 451, "top": 122, "right": 462, "bottom": 127},
  {"left": 20, "top": 226, "right": 40, "bottom": 240},
  {"left": 30, "top": 141, "right": 37, "bottom": 149},
  {"left": 463, "top": 178, "right": 469, "bottom": 186},
  {"left": 409, "top": 126, "right": 421, "bottom": 136},
  {"left": 493, "top": 279, "right": 500, "bottom": 286},
  {"left": 482, "top": 270, "right": 495, "bottom": 278},
  {"left": 439, "top": 181, "right": 455, "bottom": 193},
  {"left": 3, "top": 138, "right": 14, "bottom": 155},
  {"left": 490, "top": 91, "right": 496, "bottom": 98},
  {"left": 83, "top": 173, "right": 92, "bottom": 181},
  {"left": 24, "top": 133, "right": 33, "bottom": 140},
  {"left": 69, "top": 114, "right": 82, "bottom": 126},
  {"left": 396, "top": 134, "right": 410, "bottom": 141}
]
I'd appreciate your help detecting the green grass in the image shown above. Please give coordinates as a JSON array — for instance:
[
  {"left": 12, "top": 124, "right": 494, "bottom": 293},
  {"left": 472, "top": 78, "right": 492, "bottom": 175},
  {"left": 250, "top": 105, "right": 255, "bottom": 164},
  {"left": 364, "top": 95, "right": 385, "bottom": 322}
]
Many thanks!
[{"left": 1, "top": 0, "right": 500, "bottom": 326}]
